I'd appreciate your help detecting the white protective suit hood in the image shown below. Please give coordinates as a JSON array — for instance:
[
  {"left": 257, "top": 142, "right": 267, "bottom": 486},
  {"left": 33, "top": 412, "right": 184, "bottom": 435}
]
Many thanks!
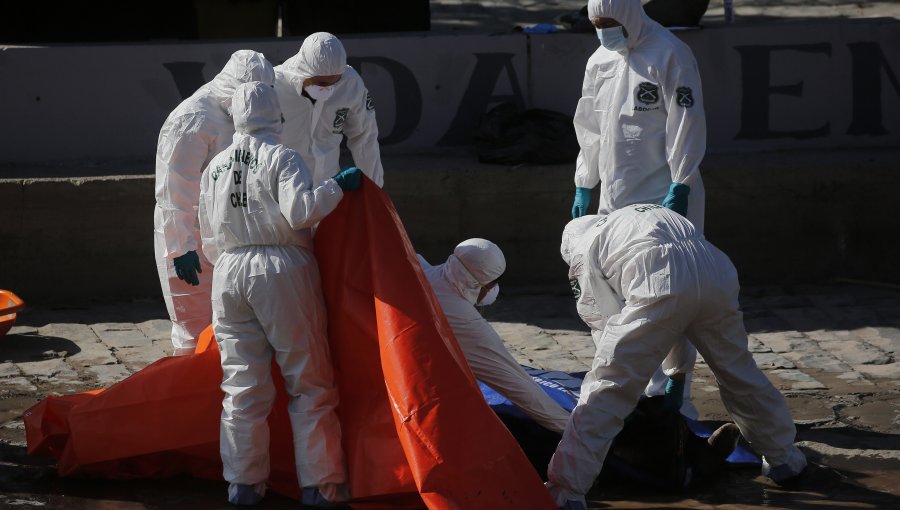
[
  {"left": 205, "top": 50, "right": 276, "bottom": 113},
  {"left": 561, "top": 215, "right": 624, "bottom": 332},
  {"left": 232, "top": 82, "right": 283, "bottom": 139},
  {"left": 441, "top": 239, "right": 506, "bottom": 305},
  {"left": 588, "top": 0, "right": 656, "bottom": 51},
  {"left": 280, "top": 32, "right": 347, "bottom": 89}
]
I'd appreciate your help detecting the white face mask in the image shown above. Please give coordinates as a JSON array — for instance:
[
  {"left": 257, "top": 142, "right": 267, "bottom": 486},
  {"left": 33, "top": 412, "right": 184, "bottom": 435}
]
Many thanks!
[
  {"left": 596, "top": 26, "right": 627, "bottom": 52},
  {"left": 477, "top": 284, "right": 500, "bottom": 306},
  {"left": 304, "top": 84, "right": 335, "bottom": 102}
]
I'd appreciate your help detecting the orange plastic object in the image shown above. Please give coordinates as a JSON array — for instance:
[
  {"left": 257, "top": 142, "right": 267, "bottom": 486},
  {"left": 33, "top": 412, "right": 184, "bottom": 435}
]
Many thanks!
[
  {"left": 0, "top": 290, "right": 25, "bottom": 336},
  {"left": 24, "top": 181, "right": 555, "bottom": 510}
]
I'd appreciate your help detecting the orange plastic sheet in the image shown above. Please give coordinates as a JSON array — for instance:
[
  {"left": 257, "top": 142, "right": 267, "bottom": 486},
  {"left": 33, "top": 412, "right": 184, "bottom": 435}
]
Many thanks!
[{"left": 25, "top": 181, "right": 555, "bottom": 510}]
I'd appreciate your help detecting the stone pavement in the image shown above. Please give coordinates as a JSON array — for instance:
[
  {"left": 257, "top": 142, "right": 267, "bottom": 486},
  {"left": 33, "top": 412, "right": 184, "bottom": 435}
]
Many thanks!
[
  {"left": 2, "top": 282, "right": 900, "bottom": 507},
  {"left": 3, "top": 282, "right": 900, "bottom": 433}
]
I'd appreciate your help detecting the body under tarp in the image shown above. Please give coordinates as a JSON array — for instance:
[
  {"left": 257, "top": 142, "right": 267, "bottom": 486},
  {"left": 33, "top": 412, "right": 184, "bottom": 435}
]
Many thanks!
[{"left": 25, "top": 180, "right": 556, "bottom": 510}]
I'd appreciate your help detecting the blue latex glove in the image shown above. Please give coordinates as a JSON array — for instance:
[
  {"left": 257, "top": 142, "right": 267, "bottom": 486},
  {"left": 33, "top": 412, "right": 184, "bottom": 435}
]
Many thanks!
[
  {"left": 662, "top": 182, "right": 690, "bottom": 217},
  {"left": 333, "top": 166, "right": 362, "bottom": 191},
  {"left": 571, "top": 187, "right": 591, "bottom": 218},
  {"left": 173, "top": 250, "right": 201, "bottom": 286},
  {"left": 663, "top": 376, "right": 685, "bottom": 413}
]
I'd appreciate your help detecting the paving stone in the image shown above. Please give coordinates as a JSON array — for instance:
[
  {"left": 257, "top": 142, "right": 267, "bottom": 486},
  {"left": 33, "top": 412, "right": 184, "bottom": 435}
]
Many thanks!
[
  {"left": 0, "top": 377, "right": 37, "bottom": 393},
  {"left": 86, "top": 364, "right": 132, "bottom": 386},
  {"left": 17, "top": 358, "right": 78, "bottom": 379},
  {"left": 90, "top": 324, "right": 152, "bottom": 348},
  {"left": 854, "top": 362, "right": 900, "bottom": 379},
  {"left": 137, "top": 319, "right": 173, "bottom": 341},
  {"left": 152, "top": 338, "right": 177, "bottom": 356},
  {"left": 835, "top": 371, "right": 874, "bottom": 385},
  {"left": 750, "top": 331, "right": 813, "bottom": 353},
  {"left": 550, "top": 333, "right": 594, "bottom": 351},
  {"left": 771, "top": 369, "right": 827, "bottom": 390},
  {"left": 66, "top": 340, "right": 118, "bottom": 367},
  {"left": 7, "top": 325, "right": 38, "bottom": 335},
  {"left": 751, "top": 352, "right": 796, "bottom": 369},
  {"left": 818, "top": 339, "right": 892, "bottom": 366},
  {"left": 782, "top": 351, "right": 852, "bottom": 373},
  {"left": 864, "top": 336, "right": 900, "bottom": 357},
  {"left": 37, "top": 323, "right": 99, "bottom": 343},
  {"left": 747, "top": 336, "right": 772, "bottom": 353},
  {"left": 115, "top": 345, "right": 168, "bottom": 371},
  {"left": 0, "top": 362, "right": 20, "bottom": 378}
]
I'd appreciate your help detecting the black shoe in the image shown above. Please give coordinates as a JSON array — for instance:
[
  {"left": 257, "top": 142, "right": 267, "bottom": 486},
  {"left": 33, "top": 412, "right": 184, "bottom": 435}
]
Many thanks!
[{"left": 707, "top": 423, "right": 742, "bottom": 462}]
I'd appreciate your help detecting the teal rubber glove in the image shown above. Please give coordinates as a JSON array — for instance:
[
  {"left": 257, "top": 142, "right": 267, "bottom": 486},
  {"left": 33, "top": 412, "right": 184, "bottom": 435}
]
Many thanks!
[
  {"left": 662, "top": 182, "right": 690, "bottom": 217},
  {"left": 333, "top": 167, "right": 362, "bottom": 191},
  {"left": 571, "top": 187, "right": 591, "bottom": 218},
  {"left": 663, "top": 376, "right": 685, "bottom": 413},
  {"left": 173, "top": 250, "right": 201, "bottom": 286}
]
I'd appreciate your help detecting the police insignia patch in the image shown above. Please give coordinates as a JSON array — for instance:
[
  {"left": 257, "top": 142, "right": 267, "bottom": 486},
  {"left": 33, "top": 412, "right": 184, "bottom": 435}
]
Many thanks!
[
  {"left": 365, "top": 93, "right": 375, "bottom": 111},
  {"left": 676, "top": 86, "right": 694, "bottom": 108},
  {"left": 333, "top": 107, "right": 349, "bottom": 130},
  {"left": 635, "top": 82, "right": 659, "bottom": 105}
]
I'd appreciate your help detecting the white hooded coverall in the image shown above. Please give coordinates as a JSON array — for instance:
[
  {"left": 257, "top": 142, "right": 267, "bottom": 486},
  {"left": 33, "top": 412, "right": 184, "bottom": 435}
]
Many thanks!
[
  {"left": 420, "top": 240, "right": 570, "bottom": 434},
  {"left": 275, "top": 32, "right": 384, "bottom": 188},
  {"left": 198, "top": 82, "right": 346, "bottom": 499},
  {"left": 155, "top": 50, "right": 275, "bottom": 355},
  {"left": 577, "top": 0, "right": 709, "bottom": 403},
  {"left": 546, "top": 204, "right": 807, "bottom": 506},
  {"left": 576, "top": 0, "right": 706, "bottom": 232}
]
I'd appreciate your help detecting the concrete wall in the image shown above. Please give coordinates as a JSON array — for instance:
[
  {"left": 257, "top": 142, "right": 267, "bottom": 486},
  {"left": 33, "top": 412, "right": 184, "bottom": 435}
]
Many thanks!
[
  {"left": 2, "top": 147, "right": 898, "bottom": 305},
  {"left": 1, "top": 17, "right": 898, "bottom": 168}
]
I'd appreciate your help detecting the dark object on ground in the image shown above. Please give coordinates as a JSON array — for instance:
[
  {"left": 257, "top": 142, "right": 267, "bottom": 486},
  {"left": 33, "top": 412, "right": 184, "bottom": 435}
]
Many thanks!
[
  {"left": 474, "top": 103, "right": 579, "bottom": 165},
  {"left": 558, "top": 1, "right": 710, "bottom": 32},
  {"left": 558, "top": 6, "right": 595, "bottom": 33},
  {"left": 498, "top": 396, "right": 738, "bottom": 489},
  {"left": 643, "top": 0, "right": 711, "bottom": 27}
]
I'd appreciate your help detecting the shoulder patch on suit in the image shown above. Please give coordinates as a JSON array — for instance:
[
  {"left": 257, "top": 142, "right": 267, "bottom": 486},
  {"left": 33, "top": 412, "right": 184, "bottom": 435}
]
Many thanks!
[
  {"left": 676, "top": 86, "right": 694, "bottom": 108},
  {"left": 333, "top": 108, "right": 350, "bottom": 131},
  {"left": 365, "top": 93, "right": 375, "bottom": 111}
]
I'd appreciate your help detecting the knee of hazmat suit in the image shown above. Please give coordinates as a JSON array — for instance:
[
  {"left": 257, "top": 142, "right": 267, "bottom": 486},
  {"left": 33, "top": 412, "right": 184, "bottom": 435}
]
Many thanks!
[
  {"left": 275, "top": 32, "right": 385, "bottom": 188},
  {"left": 199, "top": 81, "right": 347, "bottom": 497},
  {"left": 155, "top": 50, "right": 276, "bottom": 351},
  {"left": 575, "top": 0, "right": 706, "bottom": 232}
]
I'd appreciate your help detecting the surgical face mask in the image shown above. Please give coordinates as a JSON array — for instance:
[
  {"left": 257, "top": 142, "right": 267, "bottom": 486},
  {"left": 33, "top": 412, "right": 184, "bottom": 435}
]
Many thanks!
[
  {"left": 596, "top": 26, "right": 627, "bottom": 52},
  {"left": 477, "top": 284, "right": 500, "bottom": 306},
  {"left": 304, "top": 84, "right": 335, "bottom": 102}
]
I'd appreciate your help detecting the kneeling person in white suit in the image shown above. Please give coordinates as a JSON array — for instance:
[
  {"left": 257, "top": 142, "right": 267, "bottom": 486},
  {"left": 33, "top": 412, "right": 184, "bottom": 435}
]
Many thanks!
[
  {"left": 199, "top": 81, "right": 363, "bottom": 507},
  {"left": 420, "top": 239, "right": 570, "bottom": 434},
  {"left": 547, "top": 204, "right": 807, "bottom": 510}
]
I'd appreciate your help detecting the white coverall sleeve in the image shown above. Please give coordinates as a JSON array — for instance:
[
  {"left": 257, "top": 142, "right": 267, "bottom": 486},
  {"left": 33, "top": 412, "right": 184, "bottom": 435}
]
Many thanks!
[
  {"left": 342, "top": 87, "right": 384, "bottom": 188},
  {"left": 197, "top": 165, "right": 220, "bottom": 265},
  {"left": 456, "top": 313, "right": 570, "bottom": 434},
  {"left": 661, "top": 55, "right": 706, "bottom": 185},
  {"left": 573, "top": 65, "right": 602, "bottom": 190},
  {"left": 276, "top": 149, "right": 345, "bottom": 229},
  {"left": 156, "top": 120, "right": 211, "bottom": 258}
]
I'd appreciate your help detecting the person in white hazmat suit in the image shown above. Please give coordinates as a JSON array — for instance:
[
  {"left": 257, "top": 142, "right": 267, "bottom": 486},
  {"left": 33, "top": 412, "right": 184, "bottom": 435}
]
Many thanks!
[
  {"left": 155, "top": 50, "right": 275, "bottom": 356},
  {"left": 199, "top": 81, "right": 362, "bottom": 507},
  {"left": 275, "top": 32, "right": 385, "bottom": 188},
  {"left": 570, "top": 0, "right": 710, "bottom": 414},
  {"left": 545, "top": 204, "right": 807, "bottom": 510},
  {"left": 419, "top": 239, "right": 570, "bottom": 434}
]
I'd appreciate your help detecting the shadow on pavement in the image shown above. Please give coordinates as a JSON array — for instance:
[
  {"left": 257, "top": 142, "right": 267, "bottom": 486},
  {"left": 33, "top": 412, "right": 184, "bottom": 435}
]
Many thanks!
[{"left": 0, "top": 334, "right": 81, "bottom": 363}]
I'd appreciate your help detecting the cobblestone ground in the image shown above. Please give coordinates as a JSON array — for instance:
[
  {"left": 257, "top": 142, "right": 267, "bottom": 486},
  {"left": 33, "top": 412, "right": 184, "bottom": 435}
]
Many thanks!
[{"left": 2, "top": 283, "right": 900, "bottom": 508}]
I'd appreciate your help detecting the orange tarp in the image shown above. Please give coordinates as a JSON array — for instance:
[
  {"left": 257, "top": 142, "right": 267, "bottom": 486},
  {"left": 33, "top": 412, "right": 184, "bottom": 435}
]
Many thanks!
[{"left": 25, "top": 180, "right": 555, "bottom": 510}]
